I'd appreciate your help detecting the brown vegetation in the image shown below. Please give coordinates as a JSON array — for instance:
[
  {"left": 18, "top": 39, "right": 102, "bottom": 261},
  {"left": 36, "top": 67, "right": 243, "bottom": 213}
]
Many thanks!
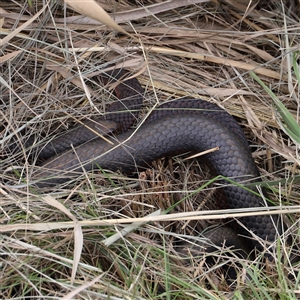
[{"left": 0, "top": 0, "right": 299, "bottom": 298}]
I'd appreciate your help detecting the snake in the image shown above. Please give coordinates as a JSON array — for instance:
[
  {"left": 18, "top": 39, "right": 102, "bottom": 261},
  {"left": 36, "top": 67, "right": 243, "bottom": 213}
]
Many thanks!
[{"left": 32, "top": 68, "right": 280, "bottom": 254}]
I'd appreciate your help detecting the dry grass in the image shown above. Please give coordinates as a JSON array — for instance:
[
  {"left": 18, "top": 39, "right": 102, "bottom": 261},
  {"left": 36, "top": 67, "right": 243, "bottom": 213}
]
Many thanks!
[{"left": 1, "top": 0, "right": 300, "bottom": 299}]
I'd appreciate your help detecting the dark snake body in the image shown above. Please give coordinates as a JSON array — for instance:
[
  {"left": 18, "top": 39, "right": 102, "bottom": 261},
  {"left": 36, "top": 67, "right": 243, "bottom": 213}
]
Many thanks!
[{"left": 33, "top": 69, "right": 279, "bottom": 252}]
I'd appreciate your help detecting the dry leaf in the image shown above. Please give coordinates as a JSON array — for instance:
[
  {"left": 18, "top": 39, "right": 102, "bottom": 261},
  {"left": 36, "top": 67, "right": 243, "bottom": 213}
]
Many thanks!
[{"left": 64, "top": 0, "right": 130, "bottom": 36}]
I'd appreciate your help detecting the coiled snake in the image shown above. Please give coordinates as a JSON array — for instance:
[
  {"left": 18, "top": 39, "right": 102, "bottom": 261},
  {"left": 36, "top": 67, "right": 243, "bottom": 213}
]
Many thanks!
[{"left": 32, "top": 68, "right": 280, "bottom": 254}]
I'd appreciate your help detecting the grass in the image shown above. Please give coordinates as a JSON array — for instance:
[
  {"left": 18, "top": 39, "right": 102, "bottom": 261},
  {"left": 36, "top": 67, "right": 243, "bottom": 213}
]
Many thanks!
[{"left": 1, "top": 0, "right": 300, "bottom": 299}]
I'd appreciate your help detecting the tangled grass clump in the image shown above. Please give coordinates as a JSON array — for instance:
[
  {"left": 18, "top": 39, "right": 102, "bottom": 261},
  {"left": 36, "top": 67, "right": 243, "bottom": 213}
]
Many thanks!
[{"left": 0, "top": 0, "right": 299, "bottom": 299}]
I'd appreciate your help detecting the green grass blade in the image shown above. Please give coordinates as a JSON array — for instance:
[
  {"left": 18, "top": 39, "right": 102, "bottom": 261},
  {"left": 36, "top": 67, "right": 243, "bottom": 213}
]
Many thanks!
[{"left": 250, "top": 71, "right": 300, "bottom": 145}]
